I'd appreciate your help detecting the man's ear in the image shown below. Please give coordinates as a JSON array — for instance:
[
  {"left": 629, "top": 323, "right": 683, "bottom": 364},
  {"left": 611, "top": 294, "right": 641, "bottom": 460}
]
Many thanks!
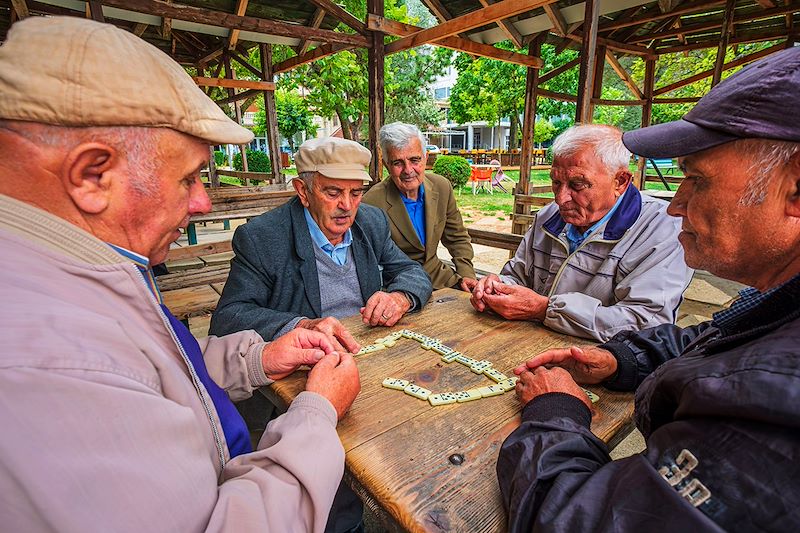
[
  {"left": 614, "top": 169, "right": 633, "bottom": 196},
  {"left": 62, "top": 143, "right": 118, "bottom": 214},
  {"left": 292, "top": 177, "right": 311, "bottom": 207},
  {"left": 785, "top": 152, "right": 800, "bottom": 217}
]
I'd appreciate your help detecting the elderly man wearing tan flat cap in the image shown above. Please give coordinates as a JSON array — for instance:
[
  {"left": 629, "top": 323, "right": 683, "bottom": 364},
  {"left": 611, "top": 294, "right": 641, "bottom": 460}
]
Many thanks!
[
  {"left": 0, "top": 16, "right": 362, "bottom": 533},
  {"left": 210, "top": 137, "right": 432, "bottom": 351}
]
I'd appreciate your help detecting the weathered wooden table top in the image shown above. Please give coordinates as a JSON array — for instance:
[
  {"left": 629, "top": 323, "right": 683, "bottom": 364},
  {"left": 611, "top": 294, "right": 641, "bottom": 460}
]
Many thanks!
[{"left": 263, "top": 289, "right": 635, "bottom": 533}]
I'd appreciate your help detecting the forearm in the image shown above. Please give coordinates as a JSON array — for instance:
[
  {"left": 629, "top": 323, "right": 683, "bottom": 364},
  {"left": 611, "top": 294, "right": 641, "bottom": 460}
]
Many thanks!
[{"left": 198, "top": 331, "right": 272, "bottom": 402}]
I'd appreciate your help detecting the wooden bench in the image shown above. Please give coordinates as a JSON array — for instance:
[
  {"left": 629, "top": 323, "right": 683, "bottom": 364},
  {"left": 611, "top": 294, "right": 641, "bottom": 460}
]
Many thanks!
[
  {"left": 187, "top": 185, "right": 295, "bottom": 244},
  {"left": 645, "top": 158, "right": 683, "bottom": 191},
  {"left": 160, "top": 241, "right": 234, "bottom": 322}
]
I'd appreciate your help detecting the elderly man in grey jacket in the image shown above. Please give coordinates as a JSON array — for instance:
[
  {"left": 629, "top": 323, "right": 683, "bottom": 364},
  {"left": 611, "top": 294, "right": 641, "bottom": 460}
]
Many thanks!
[
  {"left": 466, "top": 124, "right": 692, "bottom": 341},
  {"left": 0, "top": 17, "right": 359, "bottom": 533}
]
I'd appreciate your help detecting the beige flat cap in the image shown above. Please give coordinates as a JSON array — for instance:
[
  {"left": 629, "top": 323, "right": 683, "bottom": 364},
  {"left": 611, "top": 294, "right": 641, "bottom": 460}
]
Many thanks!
[
  {"left": 295, "top": 137, "right": 372, "bottom": 182},
  {"left": 0, "top": 16, "right": 253, "bottom": 145}
]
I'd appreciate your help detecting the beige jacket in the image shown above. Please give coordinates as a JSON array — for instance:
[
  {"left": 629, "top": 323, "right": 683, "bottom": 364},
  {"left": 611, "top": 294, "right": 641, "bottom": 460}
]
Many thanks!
[{"left": 0, "top": 194, "right": 344, "bottom": 532}]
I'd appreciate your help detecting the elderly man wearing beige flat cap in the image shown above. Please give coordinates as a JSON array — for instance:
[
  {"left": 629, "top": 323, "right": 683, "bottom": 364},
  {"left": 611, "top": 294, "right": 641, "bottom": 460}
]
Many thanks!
[
  {"left": 0, "top": 16, "right": 362, "bottom": 533},
  {"left": 210, "top": 136, "right": 433, "bottom": 350}
]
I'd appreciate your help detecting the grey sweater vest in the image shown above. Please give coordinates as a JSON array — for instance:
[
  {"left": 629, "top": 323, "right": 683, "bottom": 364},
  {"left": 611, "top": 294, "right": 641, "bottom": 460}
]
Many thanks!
[{"left": 313, "top": 245, "right": 364, "bottom": 319}]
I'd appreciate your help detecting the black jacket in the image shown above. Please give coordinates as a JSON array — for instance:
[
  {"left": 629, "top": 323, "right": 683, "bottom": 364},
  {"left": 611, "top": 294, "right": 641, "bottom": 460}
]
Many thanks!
[{"left": 497, "top": 275, "right": 800, "bottom": 532}]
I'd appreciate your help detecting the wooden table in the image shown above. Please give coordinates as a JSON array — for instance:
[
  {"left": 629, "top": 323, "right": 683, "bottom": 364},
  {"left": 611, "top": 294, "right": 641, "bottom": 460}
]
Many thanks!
[{"left": 262, "top": 289, "right": 635, "bottom": 532}]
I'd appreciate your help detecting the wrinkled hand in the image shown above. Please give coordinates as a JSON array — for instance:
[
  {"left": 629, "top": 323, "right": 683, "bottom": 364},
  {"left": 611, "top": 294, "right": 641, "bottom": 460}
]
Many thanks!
[
  {"left": 360, "top": 291, "right": 410, "bottom": 327},
  {"left": 460, "top": 277, "right": 478, "bottom": 293},
  {"left": 468, "top": 274, "right": 503, "bottom": 312},
  {"left": 296, "top": 316, "right": 360, "bottom": 354},
  {"left": 480, "top": 283, "right": 548, "bottom": 321},
  {"left": 514, "top": 345, "right": 617, "bottom": 385},
  {"left": 305, "top": 352, "right": 361, "bottom": 420},
  {"left": 516, "top": 366, "right": 592, "bottom": 410},
  {"left": 261, "top": 328, "right": 337, "bottom": 380}
]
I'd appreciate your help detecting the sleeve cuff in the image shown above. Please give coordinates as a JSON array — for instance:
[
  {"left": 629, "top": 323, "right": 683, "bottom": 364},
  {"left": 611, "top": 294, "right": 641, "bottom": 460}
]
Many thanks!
[
  {"left": 245, "top": 341, "right": 274, "bottom": 388},
  {"left": 275, "top": 316, "right": 306, "bottom": 339},
  {"left": 599, "top": 339, "right": 639, "bottom": 391},
  {"left": 289, "top": 391, "right": 339, "bottom": 428},
  {"left": 521, "top": 392, "right": 592, "bottom": 429}
]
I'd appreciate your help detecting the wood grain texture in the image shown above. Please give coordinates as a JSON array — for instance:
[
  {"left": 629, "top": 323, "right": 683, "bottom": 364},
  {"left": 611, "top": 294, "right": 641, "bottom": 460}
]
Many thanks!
[{"left": 266, "top": 289, "right": 634, "bottom": 532}]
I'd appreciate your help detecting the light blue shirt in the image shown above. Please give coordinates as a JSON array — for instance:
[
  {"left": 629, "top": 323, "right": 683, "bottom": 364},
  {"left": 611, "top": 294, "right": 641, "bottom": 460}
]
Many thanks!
[
  {"left": 565, "top": 187, "right": 627, "bottom": 254},
  {"left": 303, "top": 207, "right": 353, "bottom": 266},
  {"left": 400, "top": 183, "right": 426, "bottom": 245}
]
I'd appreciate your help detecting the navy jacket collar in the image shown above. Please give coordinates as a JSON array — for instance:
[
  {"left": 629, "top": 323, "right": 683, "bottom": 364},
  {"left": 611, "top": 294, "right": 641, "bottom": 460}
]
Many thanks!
[{"left": 543, "top": 185, "right": 642, "bottom": 242}]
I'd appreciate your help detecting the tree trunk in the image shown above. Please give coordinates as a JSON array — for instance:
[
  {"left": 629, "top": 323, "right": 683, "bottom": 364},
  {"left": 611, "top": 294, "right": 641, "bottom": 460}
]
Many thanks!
[
  {"left": 509, "top": 113, "right": 519, "bottom": 149},
  {"left": 337, "top": 109, "right": 353, "bottom": 140}
]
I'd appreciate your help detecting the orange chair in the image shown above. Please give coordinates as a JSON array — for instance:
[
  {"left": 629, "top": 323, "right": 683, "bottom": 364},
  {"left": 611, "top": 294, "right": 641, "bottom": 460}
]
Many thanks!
[{"left": 470, "top": 166, "right": 494, "bottom": 194}]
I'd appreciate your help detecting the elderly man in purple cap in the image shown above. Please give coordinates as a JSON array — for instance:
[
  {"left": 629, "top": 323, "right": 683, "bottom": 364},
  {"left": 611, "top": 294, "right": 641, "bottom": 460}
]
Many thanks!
[
  {"left": 0, "top": 16, "right": 361, "bottom": 532},
  {"left": 496, "top": 48, "right": 800, "bottom": 531}
]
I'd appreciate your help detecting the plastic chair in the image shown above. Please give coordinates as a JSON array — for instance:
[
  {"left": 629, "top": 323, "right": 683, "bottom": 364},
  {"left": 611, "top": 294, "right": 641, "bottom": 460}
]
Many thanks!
[
  {"left": 470, "top": 166, "right": 493, "bottom": 194},
  {"left": 488, "top": 159, "right": 514, "bottom": 194}
]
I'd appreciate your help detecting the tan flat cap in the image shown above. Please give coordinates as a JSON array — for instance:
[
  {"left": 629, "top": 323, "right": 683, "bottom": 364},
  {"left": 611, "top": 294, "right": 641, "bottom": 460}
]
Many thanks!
[
  {"left": 0, "top": 16, "right": 253, "bottom": 145},
  {"left": 295, "top": 137, "right": 372, "bottom": 182}
]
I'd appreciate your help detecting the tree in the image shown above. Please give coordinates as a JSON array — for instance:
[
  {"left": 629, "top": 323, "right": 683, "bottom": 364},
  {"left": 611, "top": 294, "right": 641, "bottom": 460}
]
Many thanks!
[
  {"left": 254, "top": 89, "right": 317, "bottom": 152},
  {"left": 278, "top": 0, "right": 450, "bottom": 142}
]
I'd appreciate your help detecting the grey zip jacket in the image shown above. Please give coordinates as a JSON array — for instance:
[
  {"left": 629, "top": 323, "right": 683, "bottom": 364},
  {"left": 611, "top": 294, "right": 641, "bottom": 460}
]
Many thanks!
[{"left": 500, "top": 186, "right": 692, "bottom": 341}]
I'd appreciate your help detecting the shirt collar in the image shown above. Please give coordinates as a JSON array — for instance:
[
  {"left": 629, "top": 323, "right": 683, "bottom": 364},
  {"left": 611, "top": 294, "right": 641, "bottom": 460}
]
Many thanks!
[
  {"left": 400, "top": 183, "right": 425, "bottom": 205},
  {"left": 106, "top": 242, "right": 163, "bottom": 304},
  {"left": 303, "top": 207, "right": 352, "bottom": 251}
]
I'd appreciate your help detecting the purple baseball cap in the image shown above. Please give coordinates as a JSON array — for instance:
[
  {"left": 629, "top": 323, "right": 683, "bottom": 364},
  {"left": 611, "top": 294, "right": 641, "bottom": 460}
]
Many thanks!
[{"left": 623, "top": 46, "right": 800, "bottom": 158}]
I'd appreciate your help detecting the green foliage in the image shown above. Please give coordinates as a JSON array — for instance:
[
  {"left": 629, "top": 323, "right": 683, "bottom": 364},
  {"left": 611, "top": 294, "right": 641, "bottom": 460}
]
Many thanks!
[
  {"left": 254, "top": 89, "right": 317, "bottom": 152},
  {"left": 233, "top": 149, "right": 271, "bottom": 172},
  {"left": 213, "top": 150, "right": 227, "bottom": 167},
  {"left": 432, "top": 155, "right": 471, "bottom": 188},
  {"left": 534, "top": 119, "right": 557, "bottom": 144}
]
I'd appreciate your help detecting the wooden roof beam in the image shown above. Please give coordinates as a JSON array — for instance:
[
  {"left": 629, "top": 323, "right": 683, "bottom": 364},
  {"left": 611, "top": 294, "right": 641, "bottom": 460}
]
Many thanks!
[
  {"left": 630, "top": 2, "right": 800, "bottom": 44},
  {"left": 214, "top": 88, "right": 261, "bottom": 106},
  {"left": 307, "top": 0, "right": 368, "bottom": 34},
  {"left": 296, "top": 8, "right": 327, "bottom": 56},
  {"left": 600, "top": 0, "right": 725, "bottom": 32},
  {"left": 370, "top": 15, "right": 542, "bottom": 68},
  {"left": 385, "top": 0, "right": 557, "bottom": 55},
  {"left": 11, "top": 0, "right": 30, "bottom": 19},
  {"left": 478, "top": 0, "right": 524, "bottom": 48},
  {"left": 88, "top": 1, "right": 105, "bottom": 22},
  {"left": 273, "top": 43, "right": 354, "bottom": 74},
  {"left": 98, "top": 0, "right": 370, "bottom": 47},
  {"left": 658, "top": 0, "right": 683, "bottom": 14},
  {"left": 538, "top": 56, "right": 580, "bottom": 84},
  {"left": 756, "top": 0, "right": 777, "bottom": 7},
  {"left": 565, "top": 32, "right": 657, "bottom": 58},
  {"left": 543, "top": 3, "right": 568, "bottom": 37},
  {"left": 605, "top": 51, "right": 644, "bottom": 99},
  {"left": 227, "top": 0, "right": 249, "bottom": 50},
  {"left": 654, "top": 40, "right": 784, "bottom": 94},
  {"left": 656, "top": 26, "right": 790, "bottom": 52},
  {"left": 227, "top": 49, "right": 263, "bottom": 79},
  {"left": 193, "top": 77, "right": 275, "bottom": 91},
  {"left": 132, "top": 22, "right": 149, "bottom": 36},
  {"left": 161, "top": 0, "right": 172, "bottom": 40}
]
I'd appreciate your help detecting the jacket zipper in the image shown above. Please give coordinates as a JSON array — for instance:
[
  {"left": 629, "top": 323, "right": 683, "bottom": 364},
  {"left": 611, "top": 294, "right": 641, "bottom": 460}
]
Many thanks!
[
  {"left": 132, "top": 268, "right": 227, "bottom": 471},
  {"left": 542, "top": 227, "right": 620, "bottom": 298}
]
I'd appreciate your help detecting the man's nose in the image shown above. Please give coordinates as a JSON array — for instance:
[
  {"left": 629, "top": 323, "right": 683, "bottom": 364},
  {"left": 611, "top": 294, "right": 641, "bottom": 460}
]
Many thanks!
[
  {"left": 338, "top": 193, "right": 353, "bottom": 211},
  {"left": 666, "top": 182, "right": 690, "bottom": 218},
  {"left": 189, "top": 182, "right": 212, "bottom": 215},
  {"left": 553, "top": 186, "right": 571, "bottom": 205}
]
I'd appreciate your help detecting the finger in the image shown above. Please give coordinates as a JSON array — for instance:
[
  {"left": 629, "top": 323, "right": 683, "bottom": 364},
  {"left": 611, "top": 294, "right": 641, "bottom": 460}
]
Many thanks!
[
  {"left": 295, "top": 348, "right": 328, "bottom": 366},
  {"left": 334, "top": 325, "right": 361, "bottom": 353},
  {"left": 525, "top": 349, "right": 572, "bottom": 370},
  {"left": 314, "top": 352, "right": 341, "bottom": 371}
]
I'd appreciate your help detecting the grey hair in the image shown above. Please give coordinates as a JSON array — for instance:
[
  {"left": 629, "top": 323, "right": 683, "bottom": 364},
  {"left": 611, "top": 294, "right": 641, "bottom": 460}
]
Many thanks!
[
  {"left": 737, "top": 138, "right": 800, "bottom": 206},
  {"left": 379, "top": 122, "right": 427, "bottom": 161},
  {"left": 297, "top": 170, "right": 317, "bottom": 190},
  {"left": 0, "top": 120, "right": 163, "bottom": 196},
  {"left": 551, "top": 124, "right": 631, "bottom": 174}
]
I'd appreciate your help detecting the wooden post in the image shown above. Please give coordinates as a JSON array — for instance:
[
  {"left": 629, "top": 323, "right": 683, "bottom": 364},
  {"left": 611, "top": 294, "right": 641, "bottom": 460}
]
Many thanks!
[
  {"left": 259, "top": 43, "right": 282, "bottom": 184},
  {"left": 712, "top": 0, "right": 736, "bottom": 87},
  {"left": 224, "top": 54, "right": 249, "bottom": 185},
  {"left": 208, "top": 146, "right": 220, "bottom": 188},
  {"left": 636, "top": 56, "right": 656, "bottom": 190},
  {"left": 575, "top": 0, "right": 601, "bottom": 124},
  {"left": 589, "top": 44, "right": 607, "bottom": 120},
  {"left": 512, "top": 37, "right": 543, "bottom": 237},
  {"left": 367, "top": 0, "right": 385, "bottom": 182}
]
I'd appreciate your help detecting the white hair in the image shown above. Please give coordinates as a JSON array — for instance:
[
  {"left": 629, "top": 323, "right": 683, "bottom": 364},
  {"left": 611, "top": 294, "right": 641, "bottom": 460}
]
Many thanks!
[
  {"left": 297, "top": 170, "right": 317, "bottom": 189},
  {"left": 0, "top": 120, "right": 163, "bottom": 196},
  {"left": 551, "top": 124, "right": 631, "bottom": 174},
  {"left": 379, "top": 122, "right": 427, "bottom": 161},
  {"left": 737, "top": 138, "right": 800, "bottom": 206}
]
